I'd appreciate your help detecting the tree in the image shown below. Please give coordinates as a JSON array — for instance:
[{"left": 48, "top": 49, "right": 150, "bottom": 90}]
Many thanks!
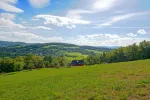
[
  {"left": 13, "top": 62, "right": 25, "bottom": 71},
  {"left": 86, "top": 55, "right": 96, "bottom": 65},
  {"left": 0, "top": 58, "right": 14, "bottom": 72},
  {"left": 51, "top": 56, "right": 69, "bottom": 68},
  {"left": 44, "top": 55, "right": 53, "bottom": 65},
  {"left": 44, "top": 61, "right": 50, "bottom": 68},
  {"left": 85, "top": 40, "right": 150, "bottom": 65},
  {"left": 26, "top": 60, "right": 34, "bottom": 70},
  {"left": 139, "top": 40, "right": 150, "bottom": 59},
  {"left": 51, "top": 57, "right": 60, "bottom": 68},
  {"left": 14, "top": 56, "right": 24, "bottom": 62}
]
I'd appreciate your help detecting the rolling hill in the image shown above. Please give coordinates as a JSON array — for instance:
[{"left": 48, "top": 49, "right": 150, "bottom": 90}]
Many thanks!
[
  {"left": 0, "top": 41, "right": 112, "bottom": 58},
  {"left": 0, "top": 41, "right": 26, "bottom": 47}
]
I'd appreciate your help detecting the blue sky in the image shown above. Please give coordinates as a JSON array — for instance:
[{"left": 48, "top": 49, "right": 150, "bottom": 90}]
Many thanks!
[{"left": 0, "top": 0, "right": 150, "bottom": 46}]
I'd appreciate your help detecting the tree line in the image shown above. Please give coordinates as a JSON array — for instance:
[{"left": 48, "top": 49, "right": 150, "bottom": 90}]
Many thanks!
[
  {"left": 85, "top": 40, "right": 150, "bottom": 65},
  {"left": 0, "top": 54, "right": 69, "bottom": 73}
]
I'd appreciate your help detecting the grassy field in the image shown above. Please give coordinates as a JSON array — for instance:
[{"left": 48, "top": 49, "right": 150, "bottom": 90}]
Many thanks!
[
  {"left": 0, "top": 59, "right": 150, "bottom": 100},
  {"left": 66, "top": 52, "right": 88, "bottom": 61},
  {"left": 86, "top": 49, "right": 103, "bottom": 54}
]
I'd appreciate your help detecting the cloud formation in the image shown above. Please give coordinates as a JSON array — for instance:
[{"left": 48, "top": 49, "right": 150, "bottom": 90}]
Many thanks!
[
  {"left": 0, "top": 31, "right": 63, "bottom": 43},
  {"left": 0, "top": 0, "right": 23, "bottom": 13},
  {"left": 34, "top": 14, "right": 90, "bottom": 29},
  {"left": 126, "top": 33, "right": 137, "bottom": 37},
  {"left": 137, "top": 29, "right": 147, "bottom": 35},
  {"left": 98, "top": 11, "right": 150, "bottom": 27},
  {"left": 66, "top": 0, "right": 121, "bottom": 20},
  {"left": 0, "top": 13, "right": 25, "bottom": 28},
  {"left": 0, "top": 13, "right": 52, "bottom": 31},
  {"left": 69, "top": 33, "right": 149, "bottom": 46},
  {"left": 28, "top": 26, "right": 51, "bottom": 30}
]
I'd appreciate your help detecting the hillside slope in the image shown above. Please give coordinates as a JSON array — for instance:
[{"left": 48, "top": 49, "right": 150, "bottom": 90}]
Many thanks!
[
  {"left": 0, "top": 41, "right": 111, "bottom": 57},
  {"left": 0, "top": 59, "right": 150, "bottom": 100}
]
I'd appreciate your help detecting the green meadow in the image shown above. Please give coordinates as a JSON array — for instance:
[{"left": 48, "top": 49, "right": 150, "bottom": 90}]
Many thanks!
[
  {"left": 86, "top": 49, "right": 103, "bottom": 54},
  {"left": 66, "top": 52, "right": 88, "bottom": 61},
  {"left": 0, "top": 59, "right": 150, "bottom": 100}
]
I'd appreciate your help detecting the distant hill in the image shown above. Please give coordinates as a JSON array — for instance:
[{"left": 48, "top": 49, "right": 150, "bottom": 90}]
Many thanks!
[
  {"left": 98, "top": 46, "right": 121, "bottom": 49},
  {"left": 0, "top": 41, "right": 112, "bottom": 57},
  {"left": 0, "top": 41, "right": 26, "bottom": 47}
]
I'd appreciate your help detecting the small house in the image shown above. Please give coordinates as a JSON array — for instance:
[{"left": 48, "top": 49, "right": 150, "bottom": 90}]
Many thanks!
[{"left": 71, "top": 60, "right": 84, "bottom": 66}]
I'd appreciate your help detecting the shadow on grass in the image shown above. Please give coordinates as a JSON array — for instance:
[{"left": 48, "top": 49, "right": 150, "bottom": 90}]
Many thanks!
[
  {"left": 0, "top": 68, "right": 45, "bottom": 76},
  {"left": 1, "top": 72, "right": 17, "bottom": 76}
]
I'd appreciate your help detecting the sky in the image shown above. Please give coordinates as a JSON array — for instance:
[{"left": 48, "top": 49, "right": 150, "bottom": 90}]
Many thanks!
[{"left": 0, "top": 0, "right": 150, "bottom": 46}]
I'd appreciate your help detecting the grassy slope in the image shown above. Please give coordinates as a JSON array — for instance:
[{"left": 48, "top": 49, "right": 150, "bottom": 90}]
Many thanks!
[
  {"left": 86, "top": 49, "right": 103, "bottom": 54},
  {"left": 0, "top": 60, "right": 150, "bottom": 100},
  {"left": 66, "top": 52, "right": 88, "bottom": 61}
]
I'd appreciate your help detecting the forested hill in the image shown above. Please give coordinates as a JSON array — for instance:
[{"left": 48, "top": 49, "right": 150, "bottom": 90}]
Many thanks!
[
  {"left": 0, "top": 41, "right": 112, "bottom": 57},
  {"left": 86, "top": 40, "right": 150, "bottom": 65},
  {"left": 0, "top": 41, "right": 26, "bottom": 47}
]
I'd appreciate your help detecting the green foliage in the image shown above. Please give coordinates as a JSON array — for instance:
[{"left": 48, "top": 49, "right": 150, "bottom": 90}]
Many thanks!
[
  {"left": 0, "top": 58, "right": 14, "bottom": 72},
  {"left": 51, "top": 56, "right": 69, "bottom": 68},
  {"left": 0, "top": 42, "right": 110, "bottom": 58},
  {"left": 13, "top": 62, "right": 25, "bottom": 71},
  {"left": 44, "top": 55, "right": 52, "bottom": 64},
  {"left": 43, "top": 61, "right": 50, "bottom": 68},
  {"left": 0, "top": 53, "right": 72, "bottom": 73},
  {"left": 86, "top": 40, "right": 150, "bottom": 65},
  {"left": 26, "top": 60, "right": 34, "bottom": 70},
  {"left": 66, "top": 52, "right": 88, "bottom": 61}
]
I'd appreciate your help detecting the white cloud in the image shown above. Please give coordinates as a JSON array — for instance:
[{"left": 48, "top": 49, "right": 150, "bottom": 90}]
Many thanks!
[
  {"left": 0, "top": 13, "right": 25, "bottom": 28},
  {"left": 126, "top": 33, "right": 137, "bottom": 37},
  {"left": 0, "top": 31, "right": 63, "bottom": 43},
  {"left": 82, "top": 34, "right": 103, "bottom": 39},
  {"left": 0, "top": 0, "right": 23, "bottom": 13},
  {"left": 28, "top": 0, "right": 50, "bottom": 8},
  {"left": 77, "top": 33, "right": 119, "bottom": 40},
  {"left": 0, "top": 13, "right": 16, "bottom": 20},
  {"left": 94, "top": 26, "right": 150, "bottom": 29},
  {"left": 67, "top": 9, "right": 92, "bottom": 19},
  {"left": 34, "top": 14, "right": 90, "bottom": 29},
  {"left": 0, "top": 0, "right": 17, "bottom": 4},
  {"left": 101, "top": 37, "right": 149, "bottom": 46},
  {"left": 69, "top": 33, "right": 149, "bottom": 46},
  {"left": 0, "top": 13, "right": 52, "bottom": 31},
  {"left": 28, "top": 26, "right": 51, "bottom": 30},
  {"left": 98, "top": 11, "right": 150, "bottom": 27},
  {"left": 66, "top": 25, "right": 76, "bottom": 29},
  {"left": 137, "top": 29, "right": 147, "bottom": 35},
  {"left": 105, "top": 34, "right": 120, "bottom": 38},
  {"left": 77, "top": 34, "right": 120, "bottom": 42},
  {"left": 66, "top": 0, "right": 122, "bottom": 20}
]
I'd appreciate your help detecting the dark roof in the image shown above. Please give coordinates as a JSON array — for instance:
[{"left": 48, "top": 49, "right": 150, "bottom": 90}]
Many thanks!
[{"left": 71, "top": 60, "right": 84, "bottom": 65}]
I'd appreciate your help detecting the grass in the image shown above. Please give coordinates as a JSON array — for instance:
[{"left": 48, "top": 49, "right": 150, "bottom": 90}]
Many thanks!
[
  {"left": 66, "top": 52, "right": 88, "bottom": 61},
  {"left": 86, "top": 49, "right": 103, "bottom": 54},
  {"left": 0, "top": 59, "right": 150, "bottom": 100}
]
